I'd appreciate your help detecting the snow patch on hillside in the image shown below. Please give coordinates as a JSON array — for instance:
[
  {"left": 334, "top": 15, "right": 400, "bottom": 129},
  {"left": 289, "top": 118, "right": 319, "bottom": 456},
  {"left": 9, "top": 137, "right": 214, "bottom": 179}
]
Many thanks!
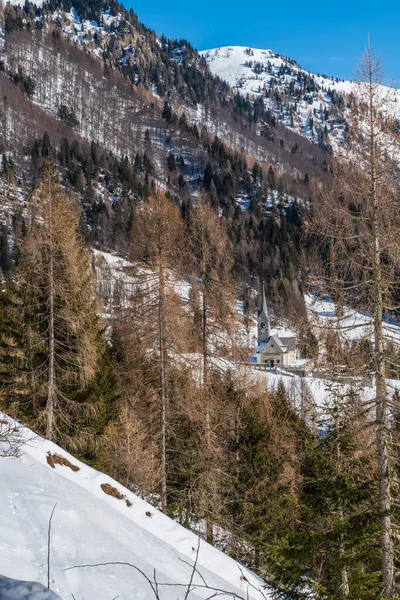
[
  {"left": 60, "top": 6, "right": 122, "bottom": 44},
  {"left": 0, "top": 417, "right": 270, "bottom": 599},
  {"left": 306, "top": 294, "right": 400, "bottom": 345},
  {"left": 8, "top": 0, "right": 45, "bottom": 6}
]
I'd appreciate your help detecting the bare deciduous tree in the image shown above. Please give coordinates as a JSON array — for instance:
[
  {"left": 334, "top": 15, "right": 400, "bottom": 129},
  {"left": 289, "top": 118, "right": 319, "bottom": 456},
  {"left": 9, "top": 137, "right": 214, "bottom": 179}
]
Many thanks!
[
  {"left": 189, "top": 194, "right": 237, "bottom": 543},
  {"left": 309, "top": 44, "right": 400, "bottom": 597},
  {"left": 131, "top": 191, "right": 186, "bottom": 513}
]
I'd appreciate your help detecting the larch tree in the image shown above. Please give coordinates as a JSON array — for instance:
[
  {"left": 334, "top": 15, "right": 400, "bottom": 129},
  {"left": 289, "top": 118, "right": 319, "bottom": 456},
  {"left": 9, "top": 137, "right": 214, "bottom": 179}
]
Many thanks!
[
  {"left": 188, "top": 193, "right": 237, "bottom": 542},
  {"left": 130, "top": 190, "right": 186, "bottom": 513},
  {"left": 309, "top": 44, "right": 400, "bottom": 597},
  {"left": 3, "top": 161, "right": 101, "bottom": 445}
]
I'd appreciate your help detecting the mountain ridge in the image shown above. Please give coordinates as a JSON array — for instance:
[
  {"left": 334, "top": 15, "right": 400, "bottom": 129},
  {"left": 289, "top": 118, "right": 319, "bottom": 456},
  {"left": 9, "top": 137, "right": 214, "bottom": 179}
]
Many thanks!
[{"left": 201, "top": 45, "right": 400, "bottom": 153}]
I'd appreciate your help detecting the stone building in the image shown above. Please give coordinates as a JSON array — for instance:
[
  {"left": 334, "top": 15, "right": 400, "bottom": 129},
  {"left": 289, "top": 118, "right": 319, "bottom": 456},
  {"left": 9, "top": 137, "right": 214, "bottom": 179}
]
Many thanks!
[{"left": 255, "top": 286, "right": 297, "bottom": 368}]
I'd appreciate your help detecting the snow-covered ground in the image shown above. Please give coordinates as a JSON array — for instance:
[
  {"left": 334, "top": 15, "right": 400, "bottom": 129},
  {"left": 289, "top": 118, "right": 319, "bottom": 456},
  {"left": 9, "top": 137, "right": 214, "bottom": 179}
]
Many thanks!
[
  {"left": 201, "top": 46, "right": 400, "bottom": 150},
  {"left": 0, "top": 418, "right": 270, "bottom": 600},
  {"left": 305, "top": 294, "right": 400, "bottom": 345},
  {"left": 201, "top": 46, "right": 352, "bottom": 99},
  {"left": 200, "top": 46, "right": 353, "bottom": 146}
]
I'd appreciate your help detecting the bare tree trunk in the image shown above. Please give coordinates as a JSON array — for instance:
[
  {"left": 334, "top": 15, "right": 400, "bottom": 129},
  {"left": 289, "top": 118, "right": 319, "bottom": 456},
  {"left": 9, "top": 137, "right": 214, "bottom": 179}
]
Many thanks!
[
  {"left": 368, "top": 51, "right": 395, "bottom": 597},
  {"left": 201, "top": 274, "right": 213, "bottom": 544},
  {"left": 46, "top": 181, "right": 55, "bottom": 441},
  {"left": 159, "top": 252, "right": 167, "bottom": 514}
]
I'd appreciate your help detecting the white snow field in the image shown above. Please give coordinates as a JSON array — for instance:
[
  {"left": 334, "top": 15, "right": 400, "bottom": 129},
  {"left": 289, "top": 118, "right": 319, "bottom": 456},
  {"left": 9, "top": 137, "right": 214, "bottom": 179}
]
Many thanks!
[
  {"left": 0, "top": 420, "right": 270, "bottom": 600},
  {"left": 201, "top": 46, "right": 400, "bottom": 150},
  {"left": 200, "top": 46, "right": 353, "bottom": 99}
]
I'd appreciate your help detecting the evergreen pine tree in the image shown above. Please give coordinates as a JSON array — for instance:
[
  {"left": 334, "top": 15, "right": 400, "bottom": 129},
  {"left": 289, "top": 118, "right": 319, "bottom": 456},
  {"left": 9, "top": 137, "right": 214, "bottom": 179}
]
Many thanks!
[
  {"left": 275, "top": 388, "right": 380, "bottom": 599},
  {"left": 0, "top": 225, "right": 12, "bottom": 280}
]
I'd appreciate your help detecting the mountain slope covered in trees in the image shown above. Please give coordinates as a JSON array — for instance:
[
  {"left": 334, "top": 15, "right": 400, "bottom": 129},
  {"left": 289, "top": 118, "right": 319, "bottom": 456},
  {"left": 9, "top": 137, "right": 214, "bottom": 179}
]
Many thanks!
[{"left": 1, "top": 0, "right": 319, "bottom": 309}]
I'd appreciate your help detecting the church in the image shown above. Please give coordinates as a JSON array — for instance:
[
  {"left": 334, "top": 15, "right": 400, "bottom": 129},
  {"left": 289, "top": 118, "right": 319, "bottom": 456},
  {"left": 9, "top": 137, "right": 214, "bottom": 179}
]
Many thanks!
[{"left": 255, "top": 286, "right": 297, "bottom": 368}]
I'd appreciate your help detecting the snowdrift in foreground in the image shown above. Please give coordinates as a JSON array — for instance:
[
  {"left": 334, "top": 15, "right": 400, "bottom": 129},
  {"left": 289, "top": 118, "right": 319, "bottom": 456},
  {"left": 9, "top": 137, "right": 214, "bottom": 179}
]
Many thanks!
[{"left": 0, "top": 420, "right": 270, "bottom": 600}]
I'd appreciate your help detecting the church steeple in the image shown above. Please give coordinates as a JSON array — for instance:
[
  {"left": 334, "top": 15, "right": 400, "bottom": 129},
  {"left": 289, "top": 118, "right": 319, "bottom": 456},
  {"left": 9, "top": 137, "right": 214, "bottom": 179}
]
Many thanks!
[{"left": 258, "top": 283, "right": 270, "bottom": 344}]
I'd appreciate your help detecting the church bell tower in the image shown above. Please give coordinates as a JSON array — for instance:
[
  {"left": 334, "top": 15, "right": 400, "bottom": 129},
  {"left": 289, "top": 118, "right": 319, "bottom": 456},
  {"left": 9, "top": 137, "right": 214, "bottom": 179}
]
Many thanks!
[{"left": 258, "top": 284, "right": 270, "bottom": 344}]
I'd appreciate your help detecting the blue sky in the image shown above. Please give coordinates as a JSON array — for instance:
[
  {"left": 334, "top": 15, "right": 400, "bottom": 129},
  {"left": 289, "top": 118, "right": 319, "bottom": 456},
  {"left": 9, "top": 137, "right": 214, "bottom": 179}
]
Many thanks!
[{"left": 125, "top": 0, "right": 400, "bottom": 84}]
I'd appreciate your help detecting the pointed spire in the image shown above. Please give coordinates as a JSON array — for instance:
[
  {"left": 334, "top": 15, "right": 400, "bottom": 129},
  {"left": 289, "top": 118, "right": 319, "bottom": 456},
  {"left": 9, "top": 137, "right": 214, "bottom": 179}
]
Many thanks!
[
  {"left": 258, "top": 282, "right": 270, "bottom": 343},
  {"left": 258, "top": 282, "right": 268, "bottom": 317},
  {"left": 261, "top": 283, "right": 267, "bottom": 315}
]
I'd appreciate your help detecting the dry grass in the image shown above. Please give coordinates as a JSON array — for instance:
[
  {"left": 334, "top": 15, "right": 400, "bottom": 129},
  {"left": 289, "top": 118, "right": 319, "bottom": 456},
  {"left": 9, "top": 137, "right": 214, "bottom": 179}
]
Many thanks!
[
  {"left": 100, "top": 483, "right": 132, "bottom": 508},
  {"left": 46, "top": 453, "right": 80, "bottom": 472},
  {"left": 101, "top": 483, "right": 124, "bottom": 500}
]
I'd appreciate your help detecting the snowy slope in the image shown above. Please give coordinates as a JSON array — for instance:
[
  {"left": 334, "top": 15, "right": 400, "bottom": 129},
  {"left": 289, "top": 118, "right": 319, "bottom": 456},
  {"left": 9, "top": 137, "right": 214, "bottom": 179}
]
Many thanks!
[
  {"left": 201, "top": 46, "right": 400, "bottom": 150},
  {"left": 0, "top": 419, "right": 270, "bottom": 600},
  {"left": 305, "top": 294, "right": 400, "bottom": 345},
  {"left": 9, "top": 0, "right": 45, "bottom": 6},
  {"left": 200, "top": 46, "right": 352, "bottom": 146},
  {"left": 201, "top": 46, "right": 352, "bottom": 98}
]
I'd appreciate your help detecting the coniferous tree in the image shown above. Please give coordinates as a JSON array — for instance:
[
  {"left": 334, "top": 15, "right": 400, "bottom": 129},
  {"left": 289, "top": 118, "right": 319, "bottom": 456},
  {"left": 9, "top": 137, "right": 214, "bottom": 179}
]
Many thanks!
[
  {"left": 1, "top": 161, "right": 102, "bottom": 447},
  {"left": 188, "top": 194, "right": 236, "bottom": 542},
  {"left": 309, "top": 47, "right": 400, "bottom": 597},
  {"left": 298, "top": 389, "right": 378, "bottom": 600},
  {"left": 131, "top": 191, "right": 186, "bottom": 513}
]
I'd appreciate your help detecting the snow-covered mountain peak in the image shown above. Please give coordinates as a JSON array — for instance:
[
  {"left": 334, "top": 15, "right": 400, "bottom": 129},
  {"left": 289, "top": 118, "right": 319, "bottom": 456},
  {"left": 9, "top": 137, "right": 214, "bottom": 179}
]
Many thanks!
[
  {"left": 200, "top": 45, "right": 352, "bottom": 96},
  {"left": 201, "top": 45, "right": 354, "bottom": 149},
  {"left": 201, "top": 45, "right": 400, "bottom": 157}
]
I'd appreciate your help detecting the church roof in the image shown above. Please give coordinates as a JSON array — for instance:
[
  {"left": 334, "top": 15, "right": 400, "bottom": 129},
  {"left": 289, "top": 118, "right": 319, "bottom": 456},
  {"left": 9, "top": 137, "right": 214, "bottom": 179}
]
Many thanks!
[
  {"left": 277, "top": 336, "right": 296, "bottom": 351},
  {"left": 257, "top": 332, "right": 296, "bottom": 354}
]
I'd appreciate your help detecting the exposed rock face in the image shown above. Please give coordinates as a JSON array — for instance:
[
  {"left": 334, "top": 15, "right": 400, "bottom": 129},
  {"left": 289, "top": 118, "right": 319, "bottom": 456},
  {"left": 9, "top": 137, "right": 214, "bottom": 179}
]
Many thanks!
[
  {"left": 0, "top": 575, "right": 61, "bottom": 600},
  {"left": 107, "top": 34, "right": 123, "bottom": 59}
]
